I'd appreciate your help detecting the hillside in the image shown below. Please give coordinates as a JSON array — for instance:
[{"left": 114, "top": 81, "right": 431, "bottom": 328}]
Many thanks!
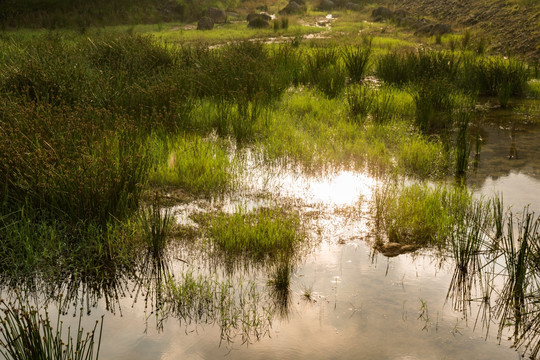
[{"left": 390, "top": 0, "right": 540, "bottom": 59}]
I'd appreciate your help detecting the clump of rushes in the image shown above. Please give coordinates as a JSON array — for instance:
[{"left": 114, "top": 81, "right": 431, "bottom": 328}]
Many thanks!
[
  {"left": 342, "top": 42, "right": 372, "bottom": 83},
  {"left": 0, "top": 296, "right": 103, "bottom": 360},
  {"left": 446, "top": 200, "right": 490, "bottom": 312},
  {"left": 149, "top": 134, "right": 235, "bottom": 196},
  {"left": 346, "top": 84, "right": 374, "bottom": 121},
  {"left": 376, "top": 49, "right": 460, "bottom": 86},
  {"left": 302, "top": 47, "right": 345, "bottom": 98},
  {"left": 374, "top": 182, "right": 472, "bottom": 247},
  {"left": 496, "top": 208, "right": 540, "bottom": 356},
  {"left": 267, "top": 257, "right": 293, "bottom": 318},
  {"left": 139, "top": 193, "right": 172, "bottom": 258},
  {"left": 491, "top": 195, "right": 505, "bottom": 241},
  {"left": 0, "top": 102, "right": 149, "bottom": 226},
  {"left": 413, "top": 79, "right": 455, "bottom": 133},
  {"left": 460, "top": 55, "right": 529, "bottom": 106},
  {"left": 199, "top": 207, "right": 303, "bottom": 265}
]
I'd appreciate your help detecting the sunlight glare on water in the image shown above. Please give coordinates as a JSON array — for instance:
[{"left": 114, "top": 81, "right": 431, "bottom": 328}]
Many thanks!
[{"left": 254, "top": 168, "right": 376, "bottom": 208}]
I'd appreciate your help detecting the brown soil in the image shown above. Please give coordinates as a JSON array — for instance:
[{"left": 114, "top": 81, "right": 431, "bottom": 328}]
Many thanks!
[{"left": 390, "top": 0, "right": 540, "bottom": 59}]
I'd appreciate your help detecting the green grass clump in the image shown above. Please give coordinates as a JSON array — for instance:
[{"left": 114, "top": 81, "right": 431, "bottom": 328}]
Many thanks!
[
  {"left": 373, "top": 182, "right": 472, "bottom": 247},
  {"left": 397, "top": 135, "right": 450, "bottom": 178},
  {"left": 149, "top": 134, "right": 235, "bottom": 196},
  {"left": 0, "top": 296, "right": 103, "bottom": 360},
  {"left": 200, "top": 207, "right": 303, "bottom": 264},
  {"left": 342, "top": 43, "right": 372, "bottom": 83},
  {"left": 461, "top": 55, "right": 529, "bottom": 106},
  {"left": 376, "top": 49, "right": 460, "bottom": 86}
]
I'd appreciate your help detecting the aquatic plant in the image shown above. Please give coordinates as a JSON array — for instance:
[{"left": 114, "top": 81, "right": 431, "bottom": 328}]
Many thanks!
[
  {"left": 197, "top": 206, "right": 303, "bottom": 266},
  {"left": 346, "top": 84, "right": 373, "bottom": 121},
  {"left": 454, "top": 104, "right": 473, "bottom": 178},
  {"left": 139, "top": 193, "right": 172, "bottom": 258},
  {"left": 412, "top": 79, "right": 454, "bottom": 133},
  {"left": 461, "top": 55, "right": 529, "bottom": 101},
  {"left": 342, "top": 43, "right": 372, "bottom": 83},
  {"left": 0, "top": 296, "right": 103, "bottom": 360},
  {"left": 496, "top": 208, "right": 540, "bottom": 356},
  {"left": 374, "top": 182, "right": 472, "bottom": 247},
  {"left": 165, "top": 271, "right": 273, "bottom": 344},
  {"left": 446, "top": 201, "right": 490, "bottom": 312},
  {"left": 376, "top": 49, "right": 460, "bottom": 86},
  {"left": 149, "top": 134, "right": 234, "bottom": 196},
  {"left": 267, "top": 258, "right": 293, "bottom": 318}
]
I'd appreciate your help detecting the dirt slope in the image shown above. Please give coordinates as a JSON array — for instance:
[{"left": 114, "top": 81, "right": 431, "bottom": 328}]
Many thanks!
[{"left": 390, "top": 0, "right": 540, "bottom": 59}]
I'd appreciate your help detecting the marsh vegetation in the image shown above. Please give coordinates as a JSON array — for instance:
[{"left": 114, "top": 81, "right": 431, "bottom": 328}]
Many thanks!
[{"left": 1, "top": 0, "right": 540, "bottom": 359}]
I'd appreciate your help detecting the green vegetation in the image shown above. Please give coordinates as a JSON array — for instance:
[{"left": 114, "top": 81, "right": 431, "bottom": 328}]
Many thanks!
[
  {"left": 165, "top": 270, "right": 273, "bottom": 343},
  {"left": 149, "top": 134, "right": 235, "bottom": 195},
  {"left": 373, "top": 182, "right": 473, "bottom": 247},
  {"left": 196, "top": 207, "right": 303, "bottom": 265},
  {"left": 1, "top": 3, "right": 539, "bottom": 358},
  {"left": 0, "top": 296, "right": 103, "bottom": 360}
]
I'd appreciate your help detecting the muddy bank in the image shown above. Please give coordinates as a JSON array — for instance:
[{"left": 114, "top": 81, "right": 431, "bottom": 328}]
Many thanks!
[{"left": 389, "top": 0, "right": 540, "bottom": 59}]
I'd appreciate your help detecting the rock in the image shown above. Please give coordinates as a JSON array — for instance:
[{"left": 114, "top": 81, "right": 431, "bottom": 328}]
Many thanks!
[
  {"left": 259, "top": 12, "right": 273, "bottom": 21},
  {"left": 247, "top": 13, "right": 259, "bottom": 22},
  {"left": 226, "top": 11, "right": 241, "bottom": 19},
  {"left": 411, "top": 18, "right": 430, "bottom": 30},
  {"left": 393, "top": 9, "right": 409, "bottom": 19},
  {"left": 371, "top": 6, "right": 393, "bottom": 20},
  {"left": 430, "top": 23, "right": 452, "bottom": 36},
  {"left": 205, "top": 7, "right": 227, "bottom": 24},
  {"left": 318, "top": 0, "right": 335, "bottom": 11},
  {"left": 379, "top": 242, "right": 418, "bottom": 257},
  {"left": 279, "top": 1, "right": 306, "bottom": 15},
  {"left": 197, "top": 16, "right": 214, "bottom": 30},
  {"left": 248, "top": 17, "right": 270, "bottom": 28},
  {"left": 415, "top": 24, "right": 433, "bottom": 35},
  {"left": 346, "top": 2, "right": 360, "bottom": 11},
  {"left": 247, "top": 12, "right": 272, "bottom": 22}
]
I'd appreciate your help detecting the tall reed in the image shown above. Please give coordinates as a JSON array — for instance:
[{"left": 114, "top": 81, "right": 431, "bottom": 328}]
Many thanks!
[
  {"left": 0, "top": 296, "right": 103, "bottom": 360},
  {"left": 342, "top": 43, "right": 372, "bottom": 83}
]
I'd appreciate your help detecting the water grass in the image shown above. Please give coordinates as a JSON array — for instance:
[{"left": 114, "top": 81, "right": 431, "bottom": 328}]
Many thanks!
[
  {"left": 198, "top": 206, "right": 304, "bottom": 266},
  {"left": 373, "top": 182, "right": 472, "bottom": 247},
  {"left": 342, "top": 43, "right": 372, "bottom": 83},
  {"left": 496, "top": 208, "right": 540, "bottom": 355},
  {"left": 149, "top": 134, "right": 235, "bottom": 196},
  {"left": 0, "top": 296, "right": 103, "bottom": 360},
  {"left": 139, "top": 193, "right": 172, "bottom": 258},
  {"left": 446, "top": 200, "right": 490, "bottom": 312}
]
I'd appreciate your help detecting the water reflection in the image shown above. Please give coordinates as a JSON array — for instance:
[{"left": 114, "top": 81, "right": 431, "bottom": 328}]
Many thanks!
[{"left": 469, "top": 100, "right": 540, "bottom": 212}]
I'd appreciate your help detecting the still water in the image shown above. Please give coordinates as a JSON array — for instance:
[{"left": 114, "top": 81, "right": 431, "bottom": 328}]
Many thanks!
[{"left": 1, "top": 101, "right": 539, "bottom": 359}]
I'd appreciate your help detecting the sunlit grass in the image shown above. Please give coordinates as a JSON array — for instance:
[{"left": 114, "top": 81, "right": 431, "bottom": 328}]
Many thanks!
[
  {"left": 148, "top": 133, "right": 236, "bottom": 196},
  {"left": 196, "top": 206, "right": 303, "bottom": 264},
  {"left": 373, "top": 182, "right": 473, "bottom": 247}
]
